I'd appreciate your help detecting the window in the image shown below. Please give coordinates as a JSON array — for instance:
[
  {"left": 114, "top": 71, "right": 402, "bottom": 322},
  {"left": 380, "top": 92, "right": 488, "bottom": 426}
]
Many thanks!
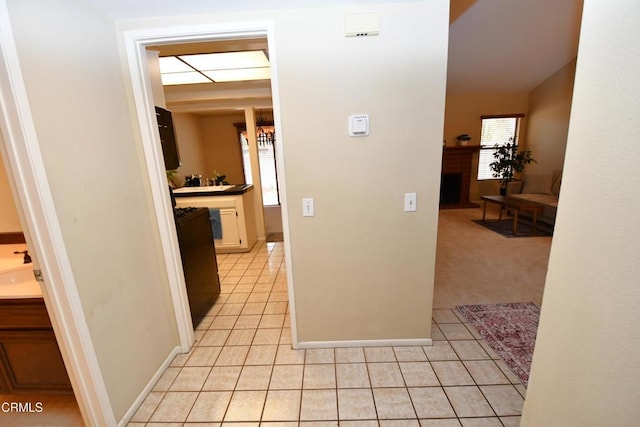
[
  {"left": 477, "top": 114, "right": 524, "bottom": 180},
  {"left": 239, "top": 124, "right": 280, "bottom": 206}
]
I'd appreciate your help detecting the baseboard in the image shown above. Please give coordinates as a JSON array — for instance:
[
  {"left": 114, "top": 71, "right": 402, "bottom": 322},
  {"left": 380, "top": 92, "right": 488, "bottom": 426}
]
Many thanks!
[
  {"left": 297, "top": 338, "right": 433, "bottom": 349},
  {"left": 118, "top": 345, "right": 182, "bottom": 427}
]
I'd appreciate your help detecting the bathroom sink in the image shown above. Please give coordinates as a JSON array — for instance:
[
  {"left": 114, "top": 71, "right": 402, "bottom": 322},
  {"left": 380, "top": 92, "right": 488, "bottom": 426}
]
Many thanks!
[{"left": 0, "top": 264, "right": 41, "bottom": 298}]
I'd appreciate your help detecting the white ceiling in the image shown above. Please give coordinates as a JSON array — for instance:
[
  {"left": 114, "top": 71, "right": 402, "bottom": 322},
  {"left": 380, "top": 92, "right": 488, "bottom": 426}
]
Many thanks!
[
  {"left": 447, "top": 0, "right": 583, "bottom": 93},
  {"left": 91, "top": 0, "right": 583, "bottom": 112},
  {"left": 85, "top": 0, "right": 414, "bottom": 20}
]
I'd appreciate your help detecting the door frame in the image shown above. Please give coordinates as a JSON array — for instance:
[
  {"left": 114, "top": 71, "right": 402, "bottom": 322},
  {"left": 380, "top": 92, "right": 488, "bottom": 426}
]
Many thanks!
[
  {"left": 0, "top": 11, "right": 298, "bottom": 425},
  {"left": 120, "top": 20, "right": 298, "bottom": 348},
  {"left": 0, "top": 1, "right": 115, "bottom": 424}
]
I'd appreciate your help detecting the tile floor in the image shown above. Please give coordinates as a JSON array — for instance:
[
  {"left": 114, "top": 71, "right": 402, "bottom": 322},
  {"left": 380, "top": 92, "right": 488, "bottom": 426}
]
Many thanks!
[
  {"left": 0, "top": 393, "right": 83, "bottom": 426},
  {"left": 129, "top": 241, "right": 526, "bottom": 426}
]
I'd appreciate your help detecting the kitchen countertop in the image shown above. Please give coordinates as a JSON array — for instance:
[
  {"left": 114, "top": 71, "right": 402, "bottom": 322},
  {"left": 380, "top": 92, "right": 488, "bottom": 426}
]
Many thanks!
[{"left": 173, "top": 184, "right": 253, "bottom": 198}]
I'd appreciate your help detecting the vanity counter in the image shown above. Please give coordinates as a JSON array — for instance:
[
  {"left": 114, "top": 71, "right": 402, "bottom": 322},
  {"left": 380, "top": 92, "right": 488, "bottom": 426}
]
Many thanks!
[{"left": 0, "top": 245, "right": 41, "bottom": 299}]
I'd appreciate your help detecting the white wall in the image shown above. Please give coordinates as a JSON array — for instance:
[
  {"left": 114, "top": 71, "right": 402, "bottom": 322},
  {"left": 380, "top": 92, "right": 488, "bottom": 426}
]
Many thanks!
[
  {"left": 521, "top": 1, "right": 640, "bottom": 425},
  {"left": 6, "top": 0, "right": 179, "bottom": 421}
]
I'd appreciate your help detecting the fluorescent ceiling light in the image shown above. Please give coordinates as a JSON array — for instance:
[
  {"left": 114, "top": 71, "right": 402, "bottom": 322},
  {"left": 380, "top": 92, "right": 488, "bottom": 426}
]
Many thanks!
[
  {"left": 203, "top": 67, "right": 271, "bottom": 82},
  {"left": 179, "top": 51, "right": 269, "bottom": 71},
  {"left": 159, "top": 50, "right": 270, "bottom": 85},
  {"left": 158, "top": 56, "right": 193, "bottom": 73},
  {"left": 161, "top": 72, "right": 210, "bottom": 85}
]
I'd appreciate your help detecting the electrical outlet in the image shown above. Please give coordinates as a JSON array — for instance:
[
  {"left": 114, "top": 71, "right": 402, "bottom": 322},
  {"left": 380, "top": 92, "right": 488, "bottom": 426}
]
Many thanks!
[{"left": 404, "top": 193, "right": 417, "bottom": 212}]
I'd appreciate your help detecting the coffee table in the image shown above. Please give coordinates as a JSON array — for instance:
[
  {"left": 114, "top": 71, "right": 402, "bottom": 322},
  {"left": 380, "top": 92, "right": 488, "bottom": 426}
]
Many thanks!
[{"left": 481, "top": 195, "right": 546, "bottom": 235}]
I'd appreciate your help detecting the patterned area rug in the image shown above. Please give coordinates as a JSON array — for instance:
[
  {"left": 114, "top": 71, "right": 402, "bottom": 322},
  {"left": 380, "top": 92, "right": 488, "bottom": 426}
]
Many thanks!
[
  {"left": 472, "top": 219, "right": 553, "bottom": 238},
  {"left": 456, "top": 302, "right": 540, "bottom": 386}
]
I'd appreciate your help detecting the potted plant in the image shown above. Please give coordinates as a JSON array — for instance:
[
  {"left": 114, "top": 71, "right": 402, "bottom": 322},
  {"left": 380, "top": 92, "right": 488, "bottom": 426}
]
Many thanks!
[
  {"left": 212, "top": 169, "right": 228, "bottom": 186},
  {"left": 489, "top": 138, "right": 536, "bottom": 195},
  {"left": 166, "top": 169, "right": 179, "bottom": 188},
  {"left": 456, "top": 134, "right": 472, "bottom": 146}
]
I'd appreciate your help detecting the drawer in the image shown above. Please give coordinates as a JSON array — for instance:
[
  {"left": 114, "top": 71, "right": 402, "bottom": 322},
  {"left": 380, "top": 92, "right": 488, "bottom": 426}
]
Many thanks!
[{"left": 0, "top": 299, "right": 52, "bottom": 330}]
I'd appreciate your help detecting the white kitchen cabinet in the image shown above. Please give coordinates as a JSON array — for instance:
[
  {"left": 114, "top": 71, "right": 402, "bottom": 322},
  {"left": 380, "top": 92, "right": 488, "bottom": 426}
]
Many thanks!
[
  {"left": 217, "top": 208, "right": 241, "bottom": 250},
  {"left": 174, "top": 186, "right": 257, "bottom": 253}
]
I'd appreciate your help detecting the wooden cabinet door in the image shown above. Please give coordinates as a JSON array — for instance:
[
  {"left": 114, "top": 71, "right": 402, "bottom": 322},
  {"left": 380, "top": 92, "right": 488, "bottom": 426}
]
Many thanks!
[
  {"left": 0, "top": 364, "right": 9, "bottom": 393},
  {"left": 0, "top": 331, "right": 72, "bottom": 393}
]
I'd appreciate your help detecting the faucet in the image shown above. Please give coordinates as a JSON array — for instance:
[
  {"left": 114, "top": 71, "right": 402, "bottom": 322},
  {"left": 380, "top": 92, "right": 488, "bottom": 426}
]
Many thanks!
[{"left": 14, "top": 250, "right": 32, "bottom": 264}]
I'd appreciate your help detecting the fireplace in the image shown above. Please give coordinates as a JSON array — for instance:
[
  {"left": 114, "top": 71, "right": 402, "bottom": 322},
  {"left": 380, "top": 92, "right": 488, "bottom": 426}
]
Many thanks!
[
  {"left": 440, "top": 173, "right": 462, "bottom": 204},
  {"left": 440, "top": 146, "right": 480, "bottom": 208}
]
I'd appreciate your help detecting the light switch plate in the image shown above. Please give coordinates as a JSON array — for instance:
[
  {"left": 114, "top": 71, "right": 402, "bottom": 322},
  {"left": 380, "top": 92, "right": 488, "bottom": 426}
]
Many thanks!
[
  {"left": 404, "top": 193, "right": 417, "bottom": 212},
  {"left": 302, "top": 198, "right": 314, "bottom": 217},
  {"left": 349, "top": 114, "right": 369, "bottom": 136}
]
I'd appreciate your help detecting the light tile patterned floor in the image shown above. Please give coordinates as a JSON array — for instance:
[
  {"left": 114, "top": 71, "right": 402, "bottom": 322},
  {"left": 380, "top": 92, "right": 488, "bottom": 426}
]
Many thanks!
[
  {"left": 129, "top": 241, "right": 526, "bottom": 426},
  {"left": 0, "top": 393, "right": 83, "bottom": 426}
]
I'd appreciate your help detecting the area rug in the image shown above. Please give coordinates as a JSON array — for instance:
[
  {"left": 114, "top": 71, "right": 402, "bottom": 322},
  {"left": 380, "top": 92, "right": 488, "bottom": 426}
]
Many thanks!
[
  {"left": 456, "top": 302, "right": 540, "bottom": 386},
  {"left": 472, "top": 219, "right": 553, "bottom": 238}
]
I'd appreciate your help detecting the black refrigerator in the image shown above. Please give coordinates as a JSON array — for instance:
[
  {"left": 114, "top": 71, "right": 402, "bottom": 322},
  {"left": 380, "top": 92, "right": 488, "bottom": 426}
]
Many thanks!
[{"left": 174, "top": 207, "right": 220, "bottom": 327}]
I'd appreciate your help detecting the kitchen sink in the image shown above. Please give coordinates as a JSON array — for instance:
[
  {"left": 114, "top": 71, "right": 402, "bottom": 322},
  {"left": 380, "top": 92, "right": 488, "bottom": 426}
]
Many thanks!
[{"left": 173, "top": 185, "right": 235, "bottom": 193}]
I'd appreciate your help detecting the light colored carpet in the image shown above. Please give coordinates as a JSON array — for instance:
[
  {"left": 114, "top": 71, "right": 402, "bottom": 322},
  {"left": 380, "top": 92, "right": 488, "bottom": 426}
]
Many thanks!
[{"left": 434, "top": 206, "right": 552, "bottom": 309}]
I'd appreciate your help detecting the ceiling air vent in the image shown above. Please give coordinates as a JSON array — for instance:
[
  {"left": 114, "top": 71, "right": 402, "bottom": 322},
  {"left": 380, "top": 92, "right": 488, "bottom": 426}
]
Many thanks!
[{"left": 345, "top": 13, "right": 380, "bottom": 38}]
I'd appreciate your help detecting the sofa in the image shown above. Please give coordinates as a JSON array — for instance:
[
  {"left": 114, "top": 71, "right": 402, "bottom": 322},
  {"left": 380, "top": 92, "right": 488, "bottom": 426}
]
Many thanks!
[{"left": 506, "top": 170, "right": 562, "bottom": 226}]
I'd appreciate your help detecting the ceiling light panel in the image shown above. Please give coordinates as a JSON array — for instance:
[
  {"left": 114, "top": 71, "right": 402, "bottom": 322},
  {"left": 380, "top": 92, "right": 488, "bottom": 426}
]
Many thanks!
[
  {"left": 161, "top": 72, "right": 211, "bottom": 86},
  {"left": 158, "top": 56, "right": 193, "bottom": 73},
  {"left": 203, "top": 67, "right": 271, "bottom": 82},
  {"left": 179, "top": 51, "right": 269, "bottom": 71}
]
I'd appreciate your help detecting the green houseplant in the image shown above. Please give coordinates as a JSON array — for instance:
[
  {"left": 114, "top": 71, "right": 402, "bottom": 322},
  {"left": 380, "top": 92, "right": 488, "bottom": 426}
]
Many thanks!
[{"left": 489, "top": 138, "right": 536, "bottom": 195}]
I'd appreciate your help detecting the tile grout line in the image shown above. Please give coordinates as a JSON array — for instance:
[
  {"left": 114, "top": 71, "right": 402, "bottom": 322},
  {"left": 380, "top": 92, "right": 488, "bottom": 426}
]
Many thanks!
[
  {"left": 139, "top": 245, "right": 522, "bottom": 425},
  {"left": 434, "top": 314, "right": 520, "bottom": 422}
]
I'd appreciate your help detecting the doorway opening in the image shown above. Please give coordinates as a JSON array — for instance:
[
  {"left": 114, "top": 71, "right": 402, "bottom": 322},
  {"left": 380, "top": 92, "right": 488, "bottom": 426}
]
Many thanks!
[
  {"left": 122, "top": 21, "right": 297, "bottom": 356},
  {"left": 235, "top": 113, "right": 284, "bottom": 241},
  {"left": 0, "top": 147, "right": 82, "bottom": 424}
]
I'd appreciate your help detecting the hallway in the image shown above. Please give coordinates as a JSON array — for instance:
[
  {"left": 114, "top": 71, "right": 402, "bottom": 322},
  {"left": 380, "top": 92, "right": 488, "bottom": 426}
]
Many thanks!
[{"left": 129, "top": 241, "right": 525, "bottom": 425}]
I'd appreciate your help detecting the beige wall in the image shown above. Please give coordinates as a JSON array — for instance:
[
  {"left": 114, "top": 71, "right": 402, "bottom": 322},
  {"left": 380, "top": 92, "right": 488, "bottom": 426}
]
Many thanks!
[
  {"left": 443, "top": 92, "right": 530, "bottom": 200},
  {"left": 522, "top": 1, "right": 640, "bottom": 425},
  {"left": 5, "top": 0, "right": 449, "bottom": 421},
  {"left": 172, "top": 112, "right": 207, "bottom": 186},
  {"left": 119, "top": 1, "right": 449, "bottom": 343},
  {"left": 6, "top": 0, "right": 179, "bottom": 420},
  {"left": 199, "top": 113, "right": 246, "bottom": 184},
  {"left": 525, "top": 58, "right": 576, "bottom": 176},
  {"left": 264, "top": 205, "right": 283, "bottom": 234},
  {"left": 275, "top": 3, "right": 447, "bottom": 342},
  {"left": 442, "top": 60, "right": 576, "bottom": 201},
  {"left": 171, "top": 112, "right": 248, "bottom": 187},
  {"left": 0, "top": 149, "right": 22, "bottom": 232}
]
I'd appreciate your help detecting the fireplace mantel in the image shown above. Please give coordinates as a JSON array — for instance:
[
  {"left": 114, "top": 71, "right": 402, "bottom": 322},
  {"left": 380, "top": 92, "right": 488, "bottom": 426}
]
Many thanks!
[
  {"left": 443, "top": 146, "right": 481, "bottom": 154},
  {"left": 440, "top": 145, "right": 480, "bottom": 209}
]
